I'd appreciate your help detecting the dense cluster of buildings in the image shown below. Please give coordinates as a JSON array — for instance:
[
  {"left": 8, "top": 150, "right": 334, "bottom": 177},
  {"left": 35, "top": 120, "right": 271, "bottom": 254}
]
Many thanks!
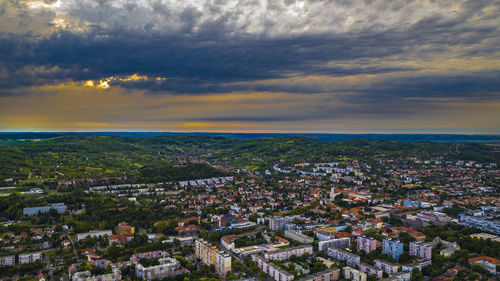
[{"left": 1, "top": 154, "right": 498, "bottom": 281}]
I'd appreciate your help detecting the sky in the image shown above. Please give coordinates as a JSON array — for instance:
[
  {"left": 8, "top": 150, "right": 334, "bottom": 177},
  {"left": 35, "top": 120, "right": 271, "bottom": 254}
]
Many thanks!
[{"left": 0, "top": 0, "right": 499, "bottom": 133}]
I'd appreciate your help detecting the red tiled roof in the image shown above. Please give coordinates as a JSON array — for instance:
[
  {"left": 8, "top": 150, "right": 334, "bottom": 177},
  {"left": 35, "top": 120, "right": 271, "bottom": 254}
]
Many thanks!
[{"left": 468, "top": 256, "right": 500, "bottom": 265}]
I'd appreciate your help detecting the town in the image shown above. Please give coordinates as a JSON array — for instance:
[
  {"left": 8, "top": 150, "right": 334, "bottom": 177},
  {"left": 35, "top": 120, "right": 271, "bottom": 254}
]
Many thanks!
[{"left": 0, "top": 135, "right": 499, "bottom": 281}]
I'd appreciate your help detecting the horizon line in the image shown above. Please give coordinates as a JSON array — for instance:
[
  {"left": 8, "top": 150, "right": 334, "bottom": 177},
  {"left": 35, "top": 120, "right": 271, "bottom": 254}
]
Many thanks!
[{"left": 1, "top": 131, "right": 499, "bottom": 136}]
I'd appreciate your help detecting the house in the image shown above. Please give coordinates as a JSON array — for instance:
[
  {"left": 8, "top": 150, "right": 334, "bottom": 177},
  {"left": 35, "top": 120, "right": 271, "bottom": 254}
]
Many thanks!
[
  {"left": 109, "top": 234, "right": 133, "bottom": 246},
  {"left": 115, "top": 222, "right": 135, "bottom": 235}
]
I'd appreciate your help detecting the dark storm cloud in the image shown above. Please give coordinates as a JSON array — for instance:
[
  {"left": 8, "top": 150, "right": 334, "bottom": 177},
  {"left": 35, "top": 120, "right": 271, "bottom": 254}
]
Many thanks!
[{"left": 0, "top": 0, "right": 498, "bottom": 103}]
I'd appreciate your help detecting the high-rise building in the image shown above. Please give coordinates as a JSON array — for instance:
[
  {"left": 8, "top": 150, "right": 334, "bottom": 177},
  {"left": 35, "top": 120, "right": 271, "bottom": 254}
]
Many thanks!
[
  {"left": 382, "top": 239, "right": 403, "bottom": 261},
  {"left": 269, "top": 216, "right": 295, "bottom": 231},
  {"left": 318, "top": 237, "right": 351, "bottom": 251},
  {"left": 215, "top": 251, "right": 232, "bottom": 277},
  {"left": 357, "top": 236, "right": 377, "bottom": 254},
  {"left": 195, "top": 239, "right": 217, "bottom": 265},
  {"left": 409, "top": 241, "right": 433, "bottom": 260}
]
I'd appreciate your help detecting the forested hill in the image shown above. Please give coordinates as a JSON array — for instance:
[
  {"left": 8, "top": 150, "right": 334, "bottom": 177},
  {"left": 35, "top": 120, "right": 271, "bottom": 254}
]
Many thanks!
[{"left": 0, "top": 134, "right": 498, "bottom": 184}]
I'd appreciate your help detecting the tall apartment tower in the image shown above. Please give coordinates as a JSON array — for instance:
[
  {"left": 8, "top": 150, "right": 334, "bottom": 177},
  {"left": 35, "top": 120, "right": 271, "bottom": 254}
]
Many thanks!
[
  {"left": 215, "top": 251, "right": 232, "bottom": 277},
  {"left": 382, "top": 239, "right": 404, "bottom": 261}
]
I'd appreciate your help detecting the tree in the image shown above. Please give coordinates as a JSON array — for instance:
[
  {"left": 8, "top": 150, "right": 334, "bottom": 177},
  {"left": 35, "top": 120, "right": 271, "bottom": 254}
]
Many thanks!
[
  {"left": 411, "top": 268, "right": 424, "bottom": 281},
  {"left": 173, "top": 238, "right": 181, "bottom": 248},
  {"left": 208, "top": 231, "right": 220, "bottom": 242}
]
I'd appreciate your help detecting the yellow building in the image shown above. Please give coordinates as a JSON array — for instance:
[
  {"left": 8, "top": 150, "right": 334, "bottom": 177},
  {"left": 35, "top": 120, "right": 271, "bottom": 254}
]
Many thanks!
[{"left": 195, "top": 239, "right": 217, "bottom": 265}]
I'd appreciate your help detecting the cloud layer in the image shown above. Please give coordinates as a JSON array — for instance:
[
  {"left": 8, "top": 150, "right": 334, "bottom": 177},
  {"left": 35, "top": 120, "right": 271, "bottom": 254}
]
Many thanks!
[{"left": 0, "top": 0, "right": 499, "bottom": 132}]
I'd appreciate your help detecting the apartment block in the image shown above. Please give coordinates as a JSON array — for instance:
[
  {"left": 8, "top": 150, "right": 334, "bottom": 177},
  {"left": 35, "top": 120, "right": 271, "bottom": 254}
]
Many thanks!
[
  {"left": 318, "top": 238, "right": 350, "bottom": 251},
  {"left": 382, "top": 239, "right": 403, "bottom": 261},
  {"left": 0, "top": 255, "right": 15, "bottom": 266},
  {"left": 215, "top": 251, "right": 232, "bottom": 277},
  {"left": 269, "top": 216, "right": 295, "bottom": 231},
  {"left": 135, "top": 257, "right": 187, "bottom": 280},
  {"left": 380, "top": 271, "right": 411, "bottom": 281},
  {"left": 77, "top": 230, "right": 113, "bottom": 241},
  {"left": 265, "top": 245, "right": 313, "bottom": 261},
  {"left": 401, "top": 260, "right": 432, "bottom": 272},
  {"left": 359, "top": 263, "right": 383, "bottom": 279},
  {"left": 252, "top": 254, "right": 295, "bottom": 281},
  {"left": 459, "top": 215, "right": 500, "bottom": 235},
  {"left": 19, "top": 252, "right": 42, "bottom": 265},
  {"left": 343, "top": 266, "right": 367, "bottom": 281},
  {"left": 72, "top": 268, "right": 121, "bottom": 281},
  {"left": 316, "top": 230, "right": 335, "bottom": 241},
  {"left": 195, "top": 239, "right": 217, "bottom": 265},
  {"left": 374, "top": 259, "right": 399, "bottom": 276},
  {"left": 285, "top": 230, "right": 314, "bottom": 244},
  {"left": 357, "top": 236, "right": 377, "bottom": 254},
  {"left": 409, "top": 241, "right": 433, "bottom": 260},
  {"left": 130, "top": 251, "right": 170, "bottom": 263},
  {"left": 297, "top": 268, "right": 340, "bottom": 281},
  {"left": 326, "top": 248, "right": 360, "bottom": 267}
]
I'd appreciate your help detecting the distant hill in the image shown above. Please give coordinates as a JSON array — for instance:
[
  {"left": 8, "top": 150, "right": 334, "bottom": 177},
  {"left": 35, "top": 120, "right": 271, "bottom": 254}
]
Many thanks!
[
  {"left": 1, "top": 132, "right": 499, "bottom": 144},
  {"left": 0, "top": 134, "right": 498, "bottom": 184}
]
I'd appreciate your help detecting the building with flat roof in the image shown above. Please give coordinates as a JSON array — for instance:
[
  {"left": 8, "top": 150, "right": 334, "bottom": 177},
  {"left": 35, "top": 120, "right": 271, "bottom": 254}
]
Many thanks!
[
  {"left": 285, "top": 230, "right": 314, "bottom": 244},
  {"left": 374, "top": 260, "right": 399, "bottom": 276},
  {"left": 72, "top": 268, "right": 121, "bottom": 281},
  {"left": 296, "top": 268, "right": 340, "bottom": 281},
  {"left": 401, "top": 260, "right": 431, "bottom": 272},
  {"left": 326, "top": 248, "right": 360, "bottom": 267},
  {"left": 231, "top": 245, "right": 278, "bottom": 257},
  {"left": 252, "top": 254, "right": 295, "bottom": 281},
  {"left": 264, "top": 245, "right": 313, "bottom": 261},
  {"left": 19, "top": 252, "right": 42, "bottom": 264},
  {"left": 380, "top": 271, "right": 411, "bottom": 281},
  {"left": 215, "top": 251, "right": 231, "bottom": 277},
  {"left": 316, "top": 230, "right": 335, "bottom": 241},
  {"left": 343, "top": 267, "right": 367, "bottom": 281},
  {"left": 409, "top": 241, "right": 433, "bottom": 260},
  {"left": 382, "top": 239, "right": 403, "bottom": 261},
  {"left": 357, "top": 236, "right": 377, "bottom": 254},
  {"left": 0, "top": 255, "right": 15, "bottom": 266},
  {"left": 23, "top": 203, "right": 67, "bottom": 216},
  {"left": 195, "top": 239, "right": 217, "bottom": 265},
  {"left": 269, "top": 216, "right": 295, "bottom": 231},
  {"left": 359, "top": 263, "right": 383, "bottom": 279},
  {"left": 460, "top": 215, "right": 500, "bottom": 235},
  {"left": 135, "top": 257, "right": 187, "bottom": 280},
  {"left": 77, "top": 230, "right": 112, "bottom": 241},
  {"left": 318, "top": 238, "right": 350, "bottom": 251},
  {"left": 470, "top": 233, "right": 500, "bottom": 242}
]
